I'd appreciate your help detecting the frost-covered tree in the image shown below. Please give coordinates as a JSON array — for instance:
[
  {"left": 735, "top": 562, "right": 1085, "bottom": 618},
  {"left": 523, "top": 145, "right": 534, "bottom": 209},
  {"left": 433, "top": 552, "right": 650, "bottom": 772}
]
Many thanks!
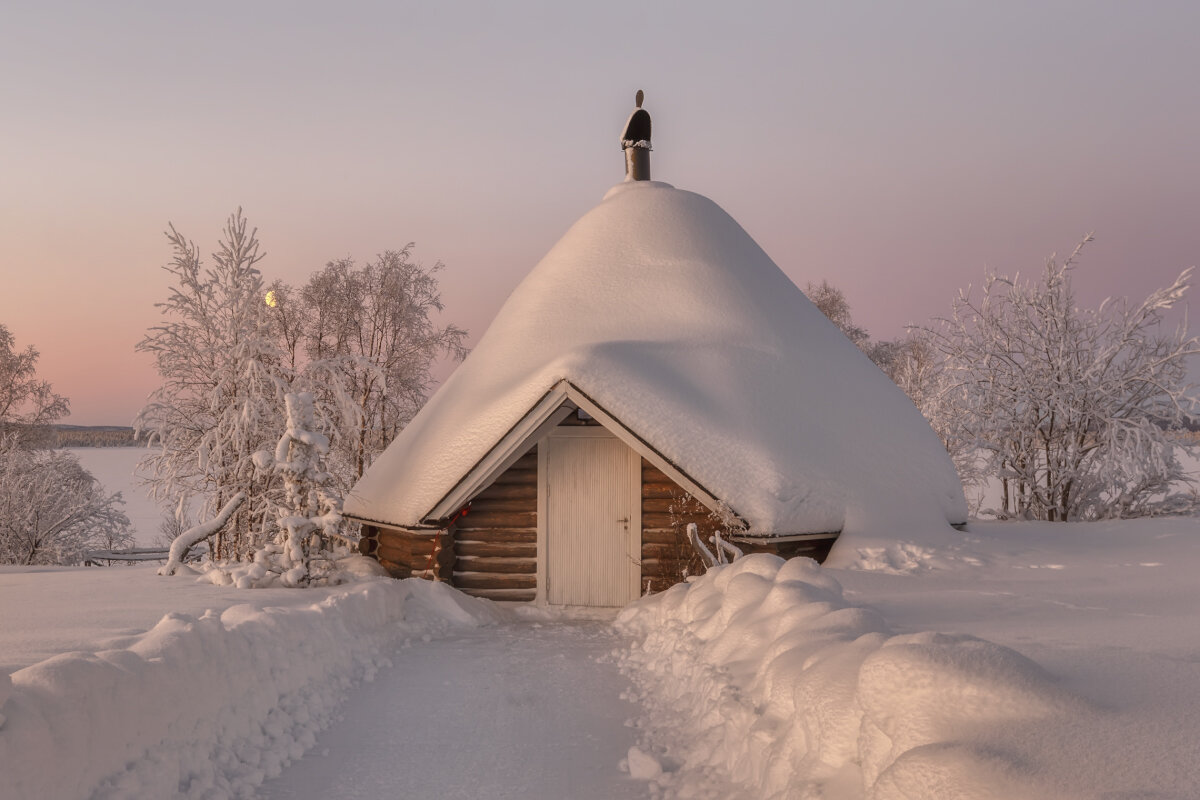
[
  {"left": 281, "top": 249, "right": 467, "bottom": 481},
  {"left": 135, "top": 210, "right": 291, "bottom": 559},
  {"left": 925, "top": 237, "right": 1200, "bottom": 520},
  {"left": 0, "top": 324, "right": 69, "bottom": 445},
  {"left": 0, "top": 436, "right": 133, "bottom": 564},
  {"left": 806, "top": 280, "right": 870, "bottom": 349},
  {"left": 177, "top": 394, "right": 351, "bottom": 587},
  {"left": 261, "top": 392, "right": 344, "bottom": 586}
]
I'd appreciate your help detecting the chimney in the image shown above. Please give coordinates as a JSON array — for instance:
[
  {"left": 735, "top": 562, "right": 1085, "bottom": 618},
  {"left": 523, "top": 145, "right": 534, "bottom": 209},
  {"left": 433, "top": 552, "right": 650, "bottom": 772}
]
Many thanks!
[{"left": 621, "top": 89, "right": 652, "bottom": 181}]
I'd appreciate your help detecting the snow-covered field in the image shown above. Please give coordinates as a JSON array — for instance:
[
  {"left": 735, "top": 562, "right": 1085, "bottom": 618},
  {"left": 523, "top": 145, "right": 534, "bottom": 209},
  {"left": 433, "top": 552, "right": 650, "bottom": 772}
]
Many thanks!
[{"left": 3, "top": 449, "right": 1199, "bottom": 798}]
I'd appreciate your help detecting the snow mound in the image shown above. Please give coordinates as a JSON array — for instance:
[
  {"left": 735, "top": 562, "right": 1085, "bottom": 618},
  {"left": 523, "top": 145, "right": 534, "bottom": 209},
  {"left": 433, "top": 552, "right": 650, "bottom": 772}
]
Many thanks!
[
  {"left": 347, "top": 180, "right": 965, "bottom": 539},
  {"left": 0, "top": 578, "right": 498, "bottom": 800},
  {"left": 615, "top": 554, "right": 1085, "bottom": 799}
]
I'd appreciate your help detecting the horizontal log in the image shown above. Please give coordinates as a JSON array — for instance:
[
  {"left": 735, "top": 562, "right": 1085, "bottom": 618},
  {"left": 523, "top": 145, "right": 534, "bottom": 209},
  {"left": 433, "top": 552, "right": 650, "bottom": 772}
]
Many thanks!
[
  {"left": 376, "top": 556, "right": 411, "bottom": 579},
  {"left": 378, "top": 528, "right": 438, "bottom": 545},
  {"left": 378, "top": 534, "right": 439, "bottom": 556},
  {"left": 377, "top": 541, "right": 413, "bottom": 566},
  {"left": 378, "top": 538, "right": 445, "bottom": 567},
  {"left": 641, "top": 542, "right": 711, "bottom": 561},
  {"left": 639, "top": 558, "right": 702, "bottom": 579},
  {"left": 643, "top": 497, "right": 710, "bottom": 515},
  {"left": 641, "top": 511, "right": 720, "bottom": 529},
  {"left": 642, "top": 462, "right": 670, "bottom": 481},
  {"left": 640, "top": 529, "right": 683, "bottom": 546},
  {"left": 455, "top": 528, "right": 537, "bottom": 544},
  {"left": 456, "top": 541, "right": 537, "bottom": 559},
  {"left": 453, "top": 572, "right": 537, "bottom": 590},
  {"left": 641, "top": 483, "right": 686, "bottom": 500},
  {"left": 459, "top": 587, "right": 538, "bottom": 602},
  {"left": 488, "top": 468, "right": 537, "bottom": 486},
  {"left": 474, "top": 482, "right": 537, "bottom": 501},
  {"left": 467, "top": 497, "right": 537, "bottom": 514},
  {"left": 460, "top": 510, "right": 537, "bottom": 529},
  {"left": 452, "top": 556, "right": 536, "bottom": 574},
  {"left": 640, "top": 548, "right": 694, "bottom": 566}
]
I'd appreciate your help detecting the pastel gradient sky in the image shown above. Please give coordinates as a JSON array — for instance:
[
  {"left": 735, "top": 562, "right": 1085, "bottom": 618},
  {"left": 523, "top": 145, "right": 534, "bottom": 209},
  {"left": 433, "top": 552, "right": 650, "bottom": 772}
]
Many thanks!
[{"left": 3, "top": 1, "right": 1198, "bottom": 425}]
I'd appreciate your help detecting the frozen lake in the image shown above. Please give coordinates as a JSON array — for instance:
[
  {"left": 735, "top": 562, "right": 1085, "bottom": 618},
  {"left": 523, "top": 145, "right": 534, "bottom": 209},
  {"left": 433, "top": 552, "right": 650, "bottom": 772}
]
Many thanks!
[{"left": 68, "top": 447, "right": 161, "bottom": 548}]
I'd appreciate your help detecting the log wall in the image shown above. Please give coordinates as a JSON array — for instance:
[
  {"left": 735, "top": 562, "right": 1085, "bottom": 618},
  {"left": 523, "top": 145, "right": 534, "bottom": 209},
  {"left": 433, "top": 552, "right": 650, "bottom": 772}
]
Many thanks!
[
  {"left": 451, "top": 447, "right": 538, "bottom": 601},
  {"left": 640, "top": 461, "right": 716, "bottom": 593},
  {"left": 364, "top": 524, "right": 453, "bottom": 580},
  {"left": 640, "top": 460, "right": 837, "bottom": 593},
  {"left": 362, "top": 441, "right": 835, "bottom": 602}
]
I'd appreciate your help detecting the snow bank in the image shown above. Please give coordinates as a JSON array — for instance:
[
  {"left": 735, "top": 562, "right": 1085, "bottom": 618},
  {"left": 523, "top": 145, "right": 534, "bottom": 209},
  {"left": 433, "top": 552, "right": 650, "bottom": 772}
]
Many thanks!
[
  {"left": 0, "top": 578, "right": 500, "bottom": 800},
  {"left": 615, "top": 554, "right": 1086, "bottom": 799}
]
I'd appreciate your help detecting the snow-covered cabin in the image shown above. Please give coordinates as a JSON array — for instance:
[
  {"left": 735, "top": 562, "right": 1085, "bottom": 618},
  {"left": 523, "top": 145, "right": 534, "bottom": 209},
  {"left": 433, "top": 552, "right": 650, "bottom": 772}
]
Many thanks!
[{"left": 344, "top": 94, "right": 966, "bottom": 606}]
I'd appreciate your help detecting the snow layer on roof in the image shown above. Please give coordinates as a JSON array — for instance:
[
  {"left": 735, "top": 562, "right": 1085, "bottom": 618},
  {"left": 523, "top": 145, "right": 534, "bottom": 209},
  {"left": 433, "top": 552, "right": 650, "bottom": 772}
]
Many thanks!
[{"left": 345, "top": 180, "right": 965, "bottom": 535}]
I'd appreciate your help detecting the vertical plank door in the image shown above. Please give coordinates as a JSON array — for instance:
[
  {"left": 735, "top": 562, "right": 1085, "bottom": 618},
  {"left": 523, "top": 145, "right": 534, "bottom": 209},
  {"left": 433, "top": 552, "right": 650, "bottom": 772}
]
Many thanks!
[{"left": 545, "top": 428, "right": 640, "bottom": 606}]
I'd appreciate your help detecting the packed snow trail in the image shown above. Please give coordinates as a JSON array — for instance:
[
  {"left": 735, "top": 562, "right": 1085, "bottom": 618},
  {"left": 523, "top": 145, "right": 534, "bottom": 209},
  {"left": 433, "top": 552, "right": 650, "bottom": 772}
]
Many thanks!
[{"left": 259, "top": 618, "right": 647, "bottom": 800}]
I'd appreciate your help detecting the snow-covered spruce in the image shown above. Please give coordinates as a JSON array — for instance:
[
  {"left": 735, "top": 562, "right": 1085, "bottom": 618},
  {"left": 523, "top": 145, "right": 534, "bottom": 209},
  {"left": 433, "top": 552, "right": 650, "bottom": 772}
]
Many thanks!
[
  {"left": 175, "top": 392, "right": 363, "bottom": 589},
  {"left": 615, "top": 553, "right": 1087, "bottom": 799},
  {"left": 254, "top": 391, "right": 345, "bottom": 587},
  {"left": 0, "top": 578, "right": 499, "bottom": 800}
]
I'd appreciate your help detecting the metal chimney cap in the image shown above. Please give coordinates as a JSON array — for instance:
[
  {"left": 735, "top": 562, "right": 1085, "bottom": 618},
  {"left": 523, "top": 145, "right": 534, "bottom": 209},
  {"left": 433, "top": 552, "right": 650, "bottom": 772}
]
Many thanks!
[
  {"left": 621, "top": 90, "right": 652, "bottom": 181},
  {"left": 621, "top": 89, "right": 652, "bottom": 148}
]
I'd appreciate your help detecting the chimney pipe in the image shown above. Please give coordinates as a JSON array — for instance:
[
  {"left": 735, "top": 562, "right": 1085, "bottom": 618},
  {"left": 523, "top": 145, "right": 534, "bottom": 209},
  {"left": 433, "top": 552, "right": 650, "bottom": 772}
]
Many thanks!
[{"left": 621, "top": 89, "right": 652, "bottom": 181}]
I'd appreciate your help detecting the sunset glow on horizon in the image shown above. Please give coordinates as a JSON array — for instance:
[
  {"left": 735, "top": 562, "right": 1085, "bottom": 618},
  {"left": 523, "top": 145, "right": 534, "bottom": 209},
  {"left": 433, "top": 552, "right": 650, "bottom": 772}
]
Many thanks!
[{"left": 3, "top": 1, "right": 1198, "bottom": 425}]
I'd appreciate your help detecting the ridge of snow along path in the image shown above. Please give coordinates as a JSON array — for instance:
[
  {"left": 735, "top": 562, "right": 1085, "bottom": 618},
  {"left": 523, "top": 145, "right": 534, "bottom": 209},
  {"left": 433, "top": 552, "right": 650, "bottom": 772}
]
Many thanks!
[
  {"left": 614, "top": 552, "right": 1138, "bottom": 800},
  {"left": 0, "top": 576, "right": 513, "bottom": 800}
]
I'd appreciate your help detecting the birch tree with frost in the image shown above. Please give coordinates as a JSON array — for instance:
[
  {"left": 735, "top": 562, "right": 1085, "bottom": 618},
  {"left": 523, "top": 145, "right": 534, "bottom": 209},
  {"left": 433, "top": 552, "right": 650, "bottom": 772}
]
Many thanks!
[
  {"left": 0, "top": 324, "right": 69, "bottom": 446},
  {"left": 0, "top": 436, "right": 133, "bottom": 565},
  {"left": 135, "top": 210, "right": 291, "bottom": 559},
  {"left": 294, "top": 250, "right": 467, "bottom": 481},
  {"left": 925, "top": 237, "right": 1199, "bottom": 521},
  {"left": 139, "top": 212, "right": 463, "bottom": 566}
]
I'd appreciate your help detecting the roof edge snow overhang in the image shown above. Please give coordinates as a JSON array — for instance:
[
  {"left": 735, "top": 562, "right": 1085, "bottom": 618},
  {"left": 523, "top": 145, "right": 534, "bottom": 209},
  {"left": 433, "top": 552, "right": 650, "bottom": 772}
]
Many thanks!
[
  {"left": 339, "top": 512, "right": 442, "bottom": 533},
  {"left": 726, "top": 531, "right": 840, "bottom": 544},
  {"left": 422, "top": 379, "right": 747, "bottom": 529}
]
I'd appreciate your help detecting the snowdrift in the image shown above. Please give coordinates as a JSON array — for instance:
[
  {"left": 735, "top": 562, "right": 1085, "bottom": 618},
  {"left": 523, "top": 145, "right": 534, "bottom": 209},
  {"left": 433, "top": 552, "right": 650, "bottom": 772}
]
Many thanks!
[
  {"left": 0, "top": 578, "right": 499, "bottom": 800},
  {"left": 616, "top": 554, "right": 1089, "bottom": 799}
]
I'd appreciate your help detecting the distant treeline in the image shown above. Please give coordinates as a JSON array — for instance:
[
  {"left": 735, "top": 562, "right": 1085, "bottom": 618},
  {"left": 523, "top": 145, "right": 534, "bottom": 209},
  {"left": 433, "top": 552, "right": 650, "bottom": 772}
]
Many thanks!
[{"left": 51, "top": 426, "right": 148, "bottom": 448}]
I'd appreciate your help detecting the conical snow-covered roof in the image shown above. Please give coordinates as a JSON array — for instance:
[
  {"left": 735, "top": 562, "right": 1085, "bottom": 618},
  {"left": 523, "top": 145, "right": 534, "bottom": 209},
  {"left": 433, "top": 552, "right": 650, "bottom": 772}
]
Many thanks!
[{"left": 345, "top": 180, "right": 966, "bottom": 536}]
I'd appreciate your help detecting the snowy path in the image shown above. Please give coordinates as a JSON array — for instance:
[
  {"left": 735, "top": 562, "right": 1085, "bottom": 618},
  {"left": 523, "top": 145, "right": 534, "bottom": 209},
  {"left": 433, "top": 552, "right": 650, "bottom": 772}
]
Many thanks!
[{"left": 258, "top": 619, "right": 648, "bottom": 800}]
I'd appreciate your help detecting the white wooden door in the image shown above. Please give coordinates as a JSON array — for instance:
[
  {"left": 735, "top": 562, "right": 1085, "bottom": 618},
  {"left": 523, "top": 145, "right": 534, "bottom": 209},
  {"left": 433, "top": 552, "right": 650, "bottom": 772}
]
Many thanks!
[{"left": 543, "top": 428, "right": 640, "bottom": 606}]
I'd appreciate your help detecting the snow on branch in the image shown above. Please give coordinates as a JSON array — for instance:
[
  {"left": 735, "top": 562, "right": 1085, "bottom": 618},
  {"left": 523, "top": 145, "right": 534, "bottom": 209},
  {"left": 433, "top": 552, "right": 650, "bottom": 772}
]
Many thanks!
[{"left": 159, "top": 492, "right": 246, "bottom": 576}]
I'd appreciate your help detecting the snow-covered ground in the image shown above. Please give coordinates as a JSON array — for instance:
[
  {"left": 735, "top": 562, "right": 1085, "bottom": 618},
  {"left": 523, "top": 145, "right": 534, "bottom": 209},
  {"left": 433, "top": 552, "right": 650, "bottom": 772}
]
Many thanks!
[
  {"left": 617, "top": 518, "right": 1200, "bottom": 798},
  {"left": 4, "top": 518, "right": 1200, "bottom": 798},
  {"left": 4, "top": 452, "right": 1200, "bottom": 798},
  {"left": 257, "top": 617, "right": 643, "bottom": 800}
]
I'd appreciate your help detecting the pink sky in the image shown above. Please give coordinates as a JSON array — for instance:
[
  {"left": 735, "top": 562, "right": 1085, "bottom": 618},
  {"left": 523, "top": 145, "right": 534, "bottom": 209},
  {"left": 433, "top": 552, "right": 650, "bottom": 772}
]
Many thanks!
[{"left": 2, "top": 2, "right": 1198, "bottom": 425}]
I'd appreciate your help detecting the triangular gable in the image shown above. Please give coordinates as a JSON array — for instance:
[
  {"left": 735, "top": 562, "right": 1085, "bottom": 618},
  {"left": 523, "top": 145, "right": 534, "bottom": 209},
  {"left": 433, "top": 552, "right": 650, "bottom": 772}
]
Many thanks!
[{"left": 424, "top": 379, "right": 744, "bottom": 529}]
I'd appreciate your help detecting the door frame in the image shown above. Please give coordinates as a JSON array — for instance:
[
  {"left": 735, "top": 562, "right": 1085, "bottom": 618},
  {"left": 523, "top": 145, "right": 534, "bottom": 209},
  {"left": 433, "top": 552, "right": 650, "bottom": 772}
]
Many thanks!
[{"left": 536, "top": 425, "right": 642, "bottom": 606}]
